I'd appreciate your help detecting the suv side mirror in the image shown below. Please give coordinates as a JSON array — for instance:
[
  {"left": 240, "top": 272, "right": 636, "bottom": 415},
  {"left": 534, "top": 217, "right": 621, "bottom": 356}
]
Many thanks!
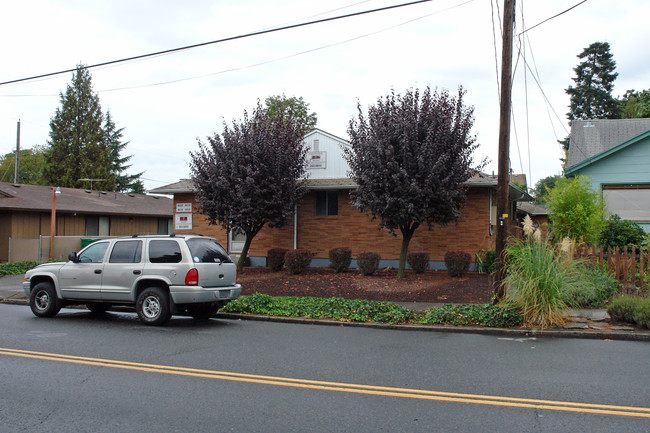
[{"left": 68, "top": 252, "right": 79, "bottom": 263}]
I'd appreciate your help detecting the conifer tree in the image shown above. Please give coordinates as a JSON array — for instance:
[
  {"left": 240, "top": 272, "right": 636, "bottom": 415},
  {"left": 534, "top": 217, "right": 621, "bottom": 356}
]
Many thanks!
[
  {"left": 104, "top": 111, "right": 144, "bottom": 193},
  {"left": 566, "top": 42, "right": 619, "bottom": 121},
  {"left": 44, "top": 64, "right": 115, "bottom": 190}
]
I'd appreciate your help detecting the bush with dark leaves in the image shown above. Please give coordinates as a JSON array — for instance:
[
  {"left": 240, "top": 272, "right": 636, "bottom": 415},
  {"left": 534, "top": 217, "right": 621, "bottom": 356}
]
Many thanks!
[{"left": 444, "top": 251, "right": 472, "bottom": 277}]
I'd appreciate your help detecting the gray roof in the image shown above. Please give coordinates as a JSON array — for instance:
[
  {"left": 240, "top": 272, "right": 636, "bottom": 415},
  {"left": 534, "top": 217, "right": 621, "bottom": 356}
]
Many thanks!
[
  {"left": 151, "top": 172, "right": 532, "bottom": 201},
  {"left": 567, "top": 119, "right": 650, "bottom": 169},
  {"left": 0, "top": 182, "right": 172, "bottom": 216},
  {"left": 517, "top": 202, "right": 550, "bottom": 216}
]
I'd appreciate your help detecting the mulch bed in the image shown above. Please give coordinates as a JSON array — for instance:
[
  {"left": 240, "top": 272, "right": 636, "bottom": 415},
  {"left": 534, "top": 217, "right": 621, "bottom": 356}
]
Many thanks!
[{"left": 237, "top": 267, "right": 494, "bottom": 304}]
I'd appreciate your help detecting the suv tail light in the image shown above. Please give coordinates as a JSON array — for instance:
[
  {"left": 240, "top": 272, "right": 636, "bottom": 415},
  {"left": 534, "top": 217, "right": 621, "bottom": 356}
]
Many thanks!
[{"left": 185, "top": 268, "right": 199, "bottom": 286}]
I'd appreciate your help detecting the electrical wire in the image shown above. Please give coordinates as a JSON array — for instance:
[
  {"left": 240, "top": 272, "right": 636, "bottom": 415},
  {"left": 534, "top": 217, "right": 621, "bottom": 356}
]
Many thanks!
[
  {"left": 517, "top": 0, "right": 588, "bottom": 36},
  {"left": 0, "top": 0, "right": 432, "bottom": 87},
  {"left": 489, "top": 0, "right": 501, "bottom": 103}
]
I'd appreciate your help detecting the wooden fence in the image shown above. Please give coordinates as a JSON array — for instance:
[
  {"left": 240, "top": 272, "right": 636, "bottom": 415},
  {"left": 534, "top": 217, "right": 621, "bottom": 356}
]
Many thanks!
[{"left": 576, "top": 245, "right": 649, "bottom": 291}]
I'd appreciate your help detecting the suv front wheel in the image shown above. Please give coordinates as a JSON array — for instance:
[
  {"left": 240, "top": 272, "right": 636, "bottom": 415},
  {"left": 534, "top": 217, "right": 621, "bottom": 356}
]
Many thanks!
[
  {"left": 136, "top": 287, "right": 171, "bottom": 326},
  {"left": 29, "top": 282, "right": 61, "bottom": 318}
]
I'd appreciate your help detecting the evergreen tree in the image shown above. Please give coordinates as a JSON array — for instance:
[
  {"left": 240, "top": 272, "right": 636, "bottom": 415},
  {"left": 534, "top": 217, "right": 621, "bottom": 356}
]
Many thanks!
[
  {"left": 44, "top": 64, "right": 115, "bottom": 190},
  {"left": 566, "top": 42, "right": 619, "bottom": 121},
  {"left": 104, "top": 111, "right": 144, "bottom": 193}
]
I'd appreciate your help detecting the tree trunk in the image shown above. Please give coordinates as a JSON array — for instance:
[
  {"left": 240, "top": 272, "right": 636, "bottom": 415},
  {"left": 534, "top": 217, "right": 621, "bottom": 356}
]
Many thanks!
[
  {"left": 236, "top": 225, "right": 263, "bottom": 273},
  {"left": 397, "top": 227, "right": 415, "bottom": 278},
  {"left": 236, "top": 235, "right": 254, "bottom": 274}
]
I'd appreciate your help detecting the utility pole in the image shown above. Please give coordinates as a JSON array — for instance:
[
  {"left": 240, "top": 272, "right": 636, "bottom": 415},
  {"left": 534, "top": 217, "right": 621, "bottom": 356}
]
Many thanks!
[
  {"left": 494, "top": 0, "right": 516, "bottom": 301},
  {"left": 14, "top": 120, "right": 20, "bottom": 184}
]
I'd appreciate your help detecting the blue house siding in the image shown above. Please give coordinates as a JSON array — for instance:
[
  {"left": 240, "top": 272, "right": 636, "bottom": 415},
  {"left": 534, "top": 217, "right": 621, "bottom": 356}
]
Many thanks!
[{"left": 567, "top": 134, "right": 650, "bottom": 231}]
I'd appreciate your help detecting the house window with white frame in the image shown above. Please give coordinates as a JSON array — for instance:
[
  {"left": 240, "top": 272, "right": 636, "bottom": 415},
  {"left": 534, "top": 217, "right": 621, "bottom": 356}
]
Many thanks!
[{"left": 602, "top": 185, "right": 650, "bottom": 222}]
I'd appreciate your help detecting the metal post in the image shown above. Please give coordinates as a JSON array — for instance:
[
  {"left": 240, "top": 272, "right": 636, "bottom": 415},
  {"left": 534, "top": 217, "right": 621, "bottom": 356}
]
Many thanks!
[
  {"left": 49, "top": 187, "right": 61, "bottom": 260},
  {"left": 14, "top": 120, "right": 20, "bottom": 184}
]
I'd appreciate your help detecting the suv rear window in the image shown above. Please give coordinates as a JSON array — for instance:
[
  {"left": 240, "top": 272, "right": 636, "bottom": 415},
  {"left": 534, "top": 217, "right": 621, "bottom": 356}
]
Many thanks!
[
  {"left": 148, "top": 240, "right": 182, "bottom": 263},
  {"left": 186, "top": 238, "right": 232, "bottom": 263}
]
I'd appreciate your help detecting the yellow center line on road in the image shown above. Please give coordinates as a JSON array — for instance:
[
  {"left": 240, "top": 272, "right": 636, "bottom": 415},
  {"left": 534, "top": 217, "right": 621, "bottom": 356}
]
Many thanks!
[{"left": 2, "top": 347, "right": 649, "bottom": 419}]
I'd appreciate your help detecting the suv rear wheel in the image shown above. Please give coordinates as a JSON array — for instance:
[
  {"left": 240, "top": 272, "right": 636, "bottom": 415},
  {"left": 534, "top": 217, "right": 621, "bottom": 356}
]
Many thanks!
[
  {"left": 136, "top": 287, "right": 171, "bottom": 326},
  {"left": 29, "top": 282, "right": 61, "bottom": 317}
]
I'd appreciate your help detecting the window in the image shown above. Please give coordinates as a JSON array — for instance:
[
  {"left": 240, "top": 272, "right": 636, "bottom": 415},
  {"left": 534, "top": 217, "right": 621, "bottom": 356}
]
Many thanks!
[
  {"left": 157, "top": 218, "right": 172, "bottom": 235},
  {"left": 187, "top": 238, "right": 232, "bottom": 263},
  {"left": 78, "top": 242, "right": 109, "bottom": 263},
  {"left": 86, "top": 216, "right": 110, "bottom": 236},
  {"left": 603, "top": 185, "right": 650, "bottom": 221},
  {"left": 315, "top": 190, "right": 338, "bottom": 216},
  {"left": 109, "top": 241, "right": 143, "bottom": 263},
  {"left": 148, "top": 240, "right": 182, "bottom": 263}
]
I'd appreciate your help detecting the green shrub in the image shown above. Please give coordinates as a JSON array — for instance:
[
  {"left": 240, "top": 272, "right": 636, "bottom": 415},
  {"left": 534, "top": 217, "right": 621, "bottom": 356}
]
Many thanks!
[
  {"left": 475, "top": 249, "right": 496, "bottom": 274},
  {"left": 0, "top": 261, "right": 39, "bottom": 277},
  {"left": 632, "top": 298, "right": 650, "bottom": 328},
  {"left": 357, "top": 252, "right": 380, "bottom": 276},
  {"left": 328, "top": 247, "right": 352, "bottom": 273},
  {"left": 266, "top": 248, "right": 288, "bottom": 271},
  {"left": 223, "top": 293, "right": 415, "bottom": 324},
  {"left": 561, "top": 264, "right": 619, "bottom": 308},
  {"left": 546, "top": 176, "right": 606, "bottom": 243},
  {"left": 407, "top": 252, "right": 429, "bottom": 274},
  {"left": 284, "top": 249, "right": 312, "bottom": 274},
  {"left": 444, "top": 251, "right": 472, "bottom": 277},
  {"left": 607, "top": 296, "right": 640, "bottom": 323},
  {"left": 418, "top": 304, "right": 522, "bottom": 328},
  {"left": 599, "top": 215, "right": 646, "bottom": 248}
]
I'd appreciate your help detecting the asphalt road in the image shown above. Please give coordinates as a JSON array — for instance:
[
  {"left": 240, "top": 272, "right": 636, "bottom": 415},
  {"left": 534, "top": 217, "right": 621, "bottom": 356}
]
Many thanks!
[{"left": 1, "top": 304, "right": 649, "bottom": 432}]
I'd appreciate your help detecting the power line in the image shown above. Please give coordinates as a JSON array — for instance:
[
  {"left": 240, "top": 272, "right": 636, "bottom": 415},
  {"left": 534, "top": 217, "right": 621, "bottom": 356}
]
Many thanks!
[
  {"left": 517, "top": 0, "right": 588, "bottom": 36},
  {"left": 1, "top": 0, "right": 475, "bottom": 96},
  {"left": 0, "top": 0, "right": 432, "bottom": 87}
]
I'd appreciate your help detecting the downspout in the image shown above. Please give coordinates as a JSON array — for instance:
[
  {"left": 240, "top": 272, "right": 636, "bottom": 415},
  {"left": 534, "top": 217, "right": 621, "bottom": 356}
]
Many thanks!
[
  {"left": 293, "top": 204, "right": 298, "bottom": 250},
  {"left": 489, "top": 189, "right": 494, "bottom": 236}
]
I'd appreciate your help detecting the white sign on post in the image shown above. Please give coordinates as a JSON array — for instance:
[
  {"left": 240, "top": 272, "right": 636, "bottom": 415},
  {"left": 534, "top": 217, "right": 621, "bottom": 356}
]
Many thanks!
[{"left": 175, "top": 213, "right": 192, "bottom": 230}]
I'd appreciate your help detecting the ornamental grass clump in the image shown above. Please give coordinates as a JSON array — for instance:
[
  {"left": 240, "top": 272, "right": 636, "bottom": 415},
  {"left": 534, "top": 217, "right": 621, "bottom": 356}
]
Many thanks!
[{"left": 500, "top": 216, "right": 584, "bottom": 328}]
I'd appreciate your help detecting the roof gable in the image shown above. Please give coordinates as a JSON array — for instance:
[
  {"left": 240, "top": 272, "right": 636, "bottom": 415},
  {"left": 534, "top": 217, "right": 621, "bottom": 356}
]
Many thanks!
[
  {"left": 565, "top": 128, "right": 650, "bottom": 175},
  {"left": 567, "top": 119, "right": 650, "bottom": 169}
]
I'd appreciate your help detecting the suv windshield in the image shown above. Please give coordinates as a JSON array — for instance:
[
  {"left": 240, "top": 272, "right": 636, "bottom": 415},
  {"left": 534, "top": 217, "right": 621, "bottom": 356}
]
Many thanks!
[{"left": 187, "top": 238, "right": 232, "bottom": 263}]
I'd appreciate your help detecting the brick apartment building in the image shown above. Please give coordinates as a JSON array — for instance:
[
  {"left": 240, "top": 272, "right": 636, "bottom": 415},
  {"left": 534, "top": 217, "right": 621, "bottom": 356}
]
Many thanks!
[{"left": 151, "top": 129, "right": 531, "bottom": 269}]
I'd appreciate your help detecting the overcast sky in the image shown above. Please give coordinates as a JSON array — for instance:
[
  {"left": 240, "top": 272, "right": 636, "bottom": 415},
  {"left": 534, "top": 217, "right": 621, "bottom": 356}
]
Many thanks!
[{"left": 1, "top": 0, "right": 648, "bottom": 191}]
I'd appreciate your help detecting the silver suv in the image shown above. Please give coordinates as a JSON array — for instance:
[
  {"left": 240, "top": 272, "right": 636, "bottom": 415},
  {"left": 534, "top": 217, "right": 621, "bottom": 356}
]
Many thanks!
[{"left": 23, "top": 235, "right": 242, "bottom": 325}]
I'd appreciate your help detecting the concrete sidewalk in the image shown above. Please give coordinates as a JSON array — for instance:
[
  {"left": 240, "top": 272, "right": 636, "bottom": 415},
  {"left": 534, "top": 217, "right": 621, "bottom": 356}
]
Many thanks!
[{"left": 3, "top": 274, "right": 648, "bottom": 341}]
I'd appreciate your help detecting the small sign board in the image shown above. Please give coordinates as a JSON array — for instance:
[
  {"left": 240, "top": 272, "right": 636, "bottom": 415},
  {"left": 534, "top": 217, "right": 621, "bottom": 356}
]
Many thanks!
[
  {"left": 175, "top": 213, "right": 192, "bottom": 230},
  {"left": 176, "top": 202, "right": 192, "bottom": 213},
  {"left": 308, "top": 151, "right": 327, "bottom": 169}
]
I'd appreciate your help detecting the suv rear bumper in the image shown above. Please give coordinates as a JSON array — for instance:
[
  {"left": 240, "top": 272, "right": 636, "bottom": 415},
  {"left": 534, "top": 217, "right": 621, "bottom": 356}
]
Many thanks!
[{"left": 169, "top": 284, "right": 242, "bottom": 304}]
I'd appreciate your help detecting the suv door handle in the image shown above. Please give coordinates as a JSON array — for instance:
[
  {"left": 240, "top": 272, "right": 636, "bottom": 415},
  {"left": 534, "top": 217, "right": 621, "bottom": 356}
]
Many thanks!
[
  {"left": 94, "top": 269, "right": 102, "bottom": 274},
  {"left": 133, "top": 270, "right": 141, "bottom": 275}
]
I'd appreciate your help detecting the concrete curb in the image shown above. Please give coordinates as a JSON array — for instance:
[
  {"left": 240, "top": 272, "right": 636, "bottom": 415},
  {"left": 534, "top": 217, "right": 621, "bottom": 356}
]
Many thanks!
[
  {"left": 3, "top": 296, "right": 649, "bottom": 342},
  {"left": 214, "top": 312, "right": 650, "bottom": 342}
]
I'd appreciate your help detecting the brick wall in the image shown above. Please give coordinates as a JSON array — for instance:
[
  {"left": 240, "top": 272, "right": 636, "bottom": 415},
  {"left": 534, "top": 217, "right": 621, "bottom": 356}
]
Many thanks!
[{"left": 175, "top": 188, "right": 496, "bottom": 261}]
